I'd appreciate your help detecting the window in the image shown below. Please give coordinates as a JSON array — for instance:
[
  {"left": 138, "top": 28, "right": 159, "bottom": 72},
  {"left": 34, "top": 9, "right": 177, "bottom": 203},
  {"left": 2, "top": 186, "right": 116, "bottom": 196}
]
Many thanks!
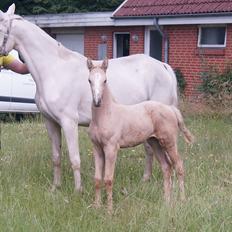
[
  {"left": 198, "top": 26, "right": 226, "bottom": 47},
  {"left": 113, "top": 33, "right": 130, "bottom": 58}
]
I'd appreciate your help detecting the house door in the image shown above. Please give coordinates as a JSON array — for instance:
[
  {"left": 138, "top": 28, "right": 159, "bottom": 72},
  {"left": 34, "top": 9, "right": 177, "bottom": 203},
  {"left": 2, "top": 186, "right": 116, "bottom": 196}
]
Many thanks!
[
  {"left": 145, "top": 28, "right": 163, "bottom": 61},
  {"left": 149, "top": 30, "right": 162, "bottom": 61},
  {"left": 56, "top": 33, "right": 84, "bottom": 54},
  {"left": 113, "top": 33, "right": 130, "bottom": 58}
]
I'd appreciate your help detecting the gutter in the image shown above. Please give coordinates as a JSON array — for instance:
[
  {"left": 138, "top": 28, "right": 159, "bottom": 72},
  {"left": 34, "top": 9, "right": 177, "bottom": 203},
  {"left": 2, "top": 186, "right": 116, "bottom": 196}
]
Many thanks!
[{"left": 154, "top": 18, "right": 169, "bottom": 64}]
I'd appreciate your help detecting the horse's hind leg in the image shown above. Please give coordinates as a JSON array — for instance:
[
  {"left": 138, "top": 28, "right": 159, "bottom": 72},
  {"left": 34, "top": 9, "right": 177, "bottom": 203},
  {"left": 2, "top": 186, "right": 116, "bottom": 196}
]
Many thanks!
[
  {"left": 143, "top": 141, "right": 154, "bottom": 181},
  {"left": 44, "top": 117, "right": 62, "bottom": 191},
  {"left": 61, "top": 118, "right": 82, "bottom": 191},
  {"left": 147, "top": 138, "right": 173, "bottom": 203}
]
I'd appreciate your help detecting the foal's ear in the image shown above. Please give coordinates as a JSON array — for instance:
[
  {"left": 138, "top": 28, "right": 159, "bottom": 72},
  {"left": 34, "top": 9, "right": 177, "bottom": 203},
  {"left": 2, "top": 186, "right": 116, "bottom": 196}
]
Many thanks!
[
  {"left": 101, "top": 58, "right": 108, "bottom": 72},
  {"left": 6, "top": 3, "right": 15, "bottom": 15},
  {"left": 87, "top": 58, "right": 93, "bottom": 70}
]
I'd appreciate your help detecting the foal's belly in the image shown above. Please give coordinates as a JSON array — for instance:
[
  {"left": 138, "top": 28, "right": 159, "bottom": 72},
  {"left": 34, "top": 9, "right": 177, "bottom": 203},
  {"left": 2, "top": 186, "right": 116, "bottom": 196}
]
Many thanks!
[{"left": 119, "top": 127, "right": 154, "bottom": 148}]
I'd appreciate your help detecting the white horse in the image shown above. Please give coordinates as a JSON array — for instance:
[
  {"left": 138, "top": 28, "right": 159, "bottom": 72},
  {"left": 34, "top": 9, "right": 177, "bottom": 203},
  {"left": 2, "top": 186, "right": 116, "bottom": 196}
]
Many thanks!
[
  {"left": 87, "top": 58, "right": 193, "bottom": 212},
  {"left": 0, "top": 4, "right": 178, "bottom": 191}
]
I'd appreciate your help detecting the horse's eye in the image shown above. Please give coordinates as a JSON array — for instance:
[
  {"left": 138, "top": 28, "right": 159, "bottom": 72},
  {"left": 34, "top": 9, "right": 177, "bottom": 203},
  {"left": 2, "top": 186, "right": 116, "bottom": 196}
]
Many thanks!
[
  {"left": 88, "top": 79, "right": 91, "bottom": 83},
  {"left": 104, "top": 80, "right": 107, "bottom": 83}
]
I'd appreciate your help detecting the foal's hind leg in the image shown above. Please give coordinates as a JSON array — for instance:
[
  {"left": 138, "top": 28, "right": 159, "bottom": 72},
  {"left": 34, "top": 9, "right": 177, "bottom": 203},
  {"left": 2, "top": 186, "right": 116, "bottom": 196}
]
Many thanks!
[
  {"left": 44, "top": 117, "right": 62, "bottom": 191},
  {"left": 147, "top": 138, "right": 173, "bottom": 203},
  {"left": 143, "top": 141, "right": 154, "bottom": 181},
  {"left": 166, "top": 144, "right": 185, "bottom": 201}
]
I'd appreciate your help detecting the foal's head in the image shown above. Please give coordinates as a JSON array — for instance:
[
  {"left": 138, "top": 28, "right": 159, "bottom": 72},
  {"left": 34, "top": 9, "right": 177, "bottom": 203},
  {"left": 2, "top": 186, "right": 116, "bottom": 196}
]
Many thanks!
[{"left": 87, "top": 58, "right": 108, "bottom": 107}]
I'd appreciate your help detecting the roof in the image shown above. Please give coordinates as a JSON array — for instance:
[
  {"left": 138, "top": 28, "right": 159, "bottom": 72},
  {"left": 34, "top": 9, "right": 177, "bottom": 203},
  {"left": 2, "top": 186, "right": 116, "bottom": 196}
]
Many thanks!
[
  {"left": 113, "top": 0, "right": 232, "bottom": 18},
  {"left": 25, "top": 12, "right": 114, "bottom": 27}
]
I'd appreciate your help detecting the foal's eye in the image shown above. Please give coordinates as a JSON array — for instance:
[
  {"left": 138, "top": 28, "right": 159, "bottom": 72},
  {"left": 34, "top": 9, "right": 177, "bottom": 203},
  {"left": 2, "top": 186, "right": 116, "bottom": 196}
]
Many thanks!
[
  {"left": 104, "top": 80, "right": 107, "bottom": 84},
  {"left": 88, "top": 79, "right": 91, "bottom": 83}
]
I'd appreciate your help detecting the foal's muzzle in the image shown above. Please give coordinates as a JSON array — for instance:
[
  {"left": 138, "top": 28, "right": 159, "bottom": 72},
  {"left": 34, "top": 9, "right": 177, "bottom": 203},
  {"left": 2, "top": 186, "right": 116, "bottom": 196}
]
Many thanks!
[{"left": 93, "top": 98, "right": 102, "bottom": 107}]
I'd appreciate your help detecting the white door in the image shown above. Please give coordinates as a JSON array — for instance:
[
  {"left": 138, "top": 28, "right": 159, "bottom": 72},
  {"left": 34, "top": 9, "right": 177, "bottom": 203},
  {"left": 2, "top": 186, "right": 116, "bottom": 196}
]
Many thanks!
[{"left": 56, "top": 33, "right": 84, "bottom": 54}]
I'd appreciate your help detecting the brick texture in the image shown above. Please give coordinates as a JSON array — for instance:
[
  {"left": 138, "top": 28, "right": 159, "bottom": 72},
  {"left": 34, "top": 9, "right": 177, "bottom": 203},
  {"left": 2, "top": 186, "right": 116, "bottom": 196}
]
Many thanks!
[
  {"left": 84, "top": 24, "right": 232, "bottom": 97},
  {"left": 84, "top": 26, "right": 144, "bottom": 59},
  {"left": 165, "top": 25, "right": 232, "bottom": 96}
]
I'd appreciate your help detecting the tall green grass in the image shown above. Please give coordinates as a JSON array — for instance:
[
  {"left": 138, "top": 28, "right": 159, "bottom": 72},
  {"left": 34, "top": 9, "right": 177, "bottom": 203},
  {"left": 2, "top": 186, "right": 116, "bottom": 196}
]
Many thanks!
[{"left": 0, "top": 115, "right": 231, "bottom": 231}]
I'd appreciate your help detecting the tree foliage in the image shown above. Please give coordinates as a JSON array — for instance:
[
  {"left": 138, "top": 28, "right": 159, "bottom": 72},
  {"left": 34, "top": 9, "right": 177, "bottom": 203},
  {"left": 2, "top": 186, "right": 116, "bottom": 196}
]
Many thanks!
[{"left": 0, "top": 0, "right": 124, "bottom": 15}]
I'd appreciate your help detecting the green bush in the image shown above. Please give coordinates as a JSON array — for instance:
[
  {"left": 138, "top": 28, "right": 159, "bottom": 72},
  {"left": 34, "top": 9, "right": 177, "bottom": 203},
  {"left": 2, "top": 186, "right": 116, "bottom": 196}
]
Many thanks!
[
  {"left": 199, "top": 65, "right": 232, "bottom": 108},
  {"left": 175, "top": 69, "right": 186, "bottom": 95}
]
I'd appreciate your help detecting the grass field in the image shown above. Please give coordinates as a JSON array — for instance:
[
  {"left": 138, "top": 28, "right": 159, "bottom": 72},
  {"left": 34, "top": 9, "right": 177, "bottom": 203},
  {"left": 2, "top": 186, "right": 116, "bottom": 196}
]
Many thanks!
[{"left": 0, "top": 114, "right": 231, "bottom": 232}]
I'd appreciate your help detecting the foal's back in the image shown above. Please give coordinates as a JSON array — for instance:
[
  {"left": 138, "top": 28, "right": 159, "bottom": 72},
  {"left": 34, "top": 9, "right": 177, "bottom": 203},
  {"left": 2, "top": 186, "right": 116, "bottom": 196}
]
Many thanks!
[{"left": 106, "top": 101, "right": 178, "bottom": 148}]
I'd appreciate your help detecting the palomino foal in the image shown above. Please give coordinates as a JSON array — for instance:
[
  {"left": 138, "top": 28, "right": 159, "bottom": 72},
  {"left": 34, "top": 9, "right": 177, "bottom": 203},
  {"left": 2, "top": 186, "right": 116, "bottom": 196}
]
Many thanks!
[{"left": 87, "top": 59, "right": 193, "bottom": 212}]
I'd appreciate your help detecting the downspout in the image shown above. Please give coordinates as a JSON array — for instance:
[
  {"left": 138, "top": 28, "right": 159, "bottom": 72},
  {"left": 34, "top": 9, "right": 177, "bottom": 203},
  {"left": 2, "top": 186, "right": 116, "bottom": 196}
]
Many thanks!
[{"left": 154, "top": 18, "right": 169, "bottom": 63}]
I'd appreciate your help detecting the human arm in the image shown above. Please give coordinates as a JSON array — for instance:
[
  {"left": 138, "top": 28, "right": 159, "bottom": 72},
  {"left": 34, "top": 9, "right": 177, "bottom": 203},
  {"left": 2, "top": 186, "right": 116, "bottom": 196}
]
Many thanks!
[{"left": 5, "top": 58, "right": 29, "bottom": 74}]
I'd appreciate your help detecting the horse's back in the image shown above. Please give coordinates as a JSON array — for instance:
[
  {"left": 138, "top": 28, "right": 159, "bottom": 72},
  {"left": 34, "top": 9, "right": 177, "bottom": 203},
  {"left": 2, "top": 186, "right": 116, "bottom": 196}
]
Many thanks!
[{"left": 106, "top": 54, "right": 178, "bottom": 106}]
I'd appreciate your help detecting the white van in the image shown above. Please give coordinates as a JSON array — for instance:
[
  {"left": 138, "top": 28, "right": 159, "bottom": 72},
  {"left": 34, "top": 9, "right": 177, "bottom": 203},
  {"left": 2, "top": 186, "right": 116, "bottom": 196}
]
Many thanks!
[{"left": 0, "top": 50, "right": 39, "bottom": 113}]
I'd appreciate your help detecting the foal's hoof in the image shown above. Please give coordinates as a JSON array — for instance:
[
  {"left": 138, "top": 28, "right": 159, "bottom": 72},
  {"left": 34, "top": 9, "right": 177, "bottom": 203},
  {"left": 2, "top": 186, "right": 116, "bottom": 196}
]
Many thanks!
[
  {"left": 93, "top": 202, "right": 101, "bottom": 209},
  {"left": 74, "top": 185, "right": 83, "bottom": 194},
  {"left": 142, "top": 175, "right": 151, "bottom": 182},
  {"left": 50, "top": 185, "right": 60, "bottom": 193}
]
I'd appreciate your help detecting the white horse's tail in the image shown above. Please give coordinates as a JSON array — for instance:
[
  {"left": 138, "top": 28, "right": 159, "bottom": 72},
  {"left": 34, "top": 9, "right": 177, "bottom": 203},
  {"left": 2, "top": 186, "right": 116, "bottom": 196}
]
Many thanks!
[
  {"left": 171, "top": 106, "right": 194, "bottom": 144},
  {"left": 164, "top": 63, "right": 178, "bottom": 107}
]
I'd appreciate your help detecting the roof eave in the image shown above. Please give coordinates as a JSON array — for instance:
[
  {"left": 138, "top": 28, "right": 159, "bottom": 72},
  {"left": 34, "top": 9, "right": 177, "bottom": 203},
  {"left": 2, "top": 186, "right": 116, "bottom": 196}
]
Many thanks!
[{"left": 112, "top": 12, "right": 232, "bottom": 19}]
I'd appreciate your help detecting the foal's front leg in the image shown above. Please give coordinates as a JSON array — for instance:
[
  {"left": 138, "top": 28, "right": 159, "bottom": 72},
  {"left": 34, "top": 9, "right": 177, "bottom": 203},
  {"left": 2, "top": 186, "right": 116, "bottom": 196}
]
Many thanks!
[
  {"left": 93, "top": 144, "right": 104, "bottom": 208},
  {"left": 103, "top": 144, "right": 118, "bottom": 214},
  {"left": 44, "top": 117, "right": 62, "bottom": 191}
]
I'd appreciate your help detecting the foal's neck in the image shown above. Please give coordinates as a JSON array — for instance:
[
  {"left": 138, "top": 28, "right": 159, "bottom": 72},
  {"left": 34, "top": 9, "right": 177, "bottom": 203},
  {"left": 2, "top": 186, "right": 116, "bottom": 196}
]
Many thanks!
[{"left": 92, "top": 84, "right": 117, "bottom": 124}]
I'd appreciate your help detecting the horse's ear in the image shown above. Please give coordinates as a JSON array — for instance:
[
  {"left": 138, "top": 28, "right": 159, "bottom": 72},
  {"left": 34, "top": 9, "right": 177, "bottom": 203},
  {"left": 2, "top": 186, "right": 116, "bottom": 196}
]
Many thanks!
[
  {"left": 101, "top": 58, "right": 108, "bottom": 72},
  {"left": 6, "top": 3, "right": 15, "bottom": 15},
  {"left": 87, "top": 58, "right": 93, "bottom": 70},
  {"left": 0, "top": 10, "right": 4, "bottom": 20}
]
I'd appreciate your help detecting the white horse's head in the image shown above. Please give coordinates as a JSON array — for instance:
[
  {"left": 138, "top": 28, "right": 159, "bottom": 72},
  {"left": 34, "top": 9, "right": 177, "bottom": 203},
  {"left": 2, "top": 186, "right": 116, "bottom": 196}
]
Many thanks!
[
  {"left": 87, "top": 58, "right": 108, "bottom": 107},
  {"left": 0, "top": 4, "right": 16, "bottom": 55}
]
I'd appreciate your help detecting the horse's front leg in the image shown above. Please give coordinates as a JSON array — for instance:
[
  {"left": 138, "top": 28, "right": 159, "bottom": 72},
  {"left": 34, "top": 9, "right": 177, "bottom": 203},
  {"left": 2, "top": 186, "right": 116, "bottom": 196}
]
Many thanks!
[
  {"left": 44, "top": 117, "right": 62, "bottom": 191},
  {"left": 61, "top": 118, "right": 82, "bottom": 191}
]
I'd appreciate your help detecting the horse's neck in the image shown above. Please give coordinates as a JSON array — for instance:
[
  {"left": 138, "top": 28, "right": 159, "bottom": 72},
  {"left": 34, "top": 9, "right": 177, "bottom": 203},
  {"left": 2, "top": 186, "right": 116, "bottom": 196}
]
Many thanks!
[
  {"left": 92, "top": 85, "right": 117, "bottom": 124},
  {"left": 12, "top": 19, "right": 83, "bottom": 86},
  {"left": 13, "top": 19, "right": 56, "bottom": 69}
]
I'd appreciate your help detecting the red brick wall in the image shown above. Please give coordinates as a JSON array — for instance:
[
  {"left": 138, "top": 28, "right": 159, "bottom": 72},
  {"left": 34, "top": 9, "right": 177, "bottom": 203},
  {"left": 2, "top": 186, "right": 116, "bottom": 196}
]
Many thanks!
[
  {"left": 165, "top": 25, "right": 232, "bottom": 96},
  {"left": 84, "top": 26, "right": 144, "bottom": 59},
  {"left": 84, "top": 24, "right": 232, "bottom": 97}
]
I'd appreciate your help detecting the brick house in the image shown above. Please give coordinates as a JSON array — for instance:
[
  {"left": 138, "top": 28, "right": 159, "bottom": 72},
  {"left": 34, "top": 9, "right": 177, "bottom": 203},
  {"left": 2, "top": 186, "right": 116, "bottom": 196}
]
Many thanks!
[{"left": 26, "top": 0, "right": 232, "bottom": 96}]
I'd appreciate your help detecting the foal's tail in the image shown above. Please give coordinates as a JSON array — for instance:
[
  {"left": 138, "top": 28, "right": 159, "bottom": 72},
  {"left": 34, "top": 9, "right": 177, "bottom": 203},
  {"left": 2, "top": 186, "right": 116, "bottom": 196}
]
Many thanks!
[{"left": 171, "top": 106, "right": 194, "bottom": 144}]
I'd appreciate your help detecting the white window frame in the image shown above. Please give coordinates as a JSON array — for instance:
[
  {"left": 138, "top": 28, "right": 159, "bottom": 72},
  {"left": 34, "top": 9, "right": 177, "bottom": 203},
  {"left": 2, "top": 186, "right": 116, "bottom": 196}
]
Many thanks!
[
  {"left": 113, "top": 32, "right": 130, "bottom": 58},
  {"left": 198, "top": 25, "right": 227, "bottom": 48}
]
